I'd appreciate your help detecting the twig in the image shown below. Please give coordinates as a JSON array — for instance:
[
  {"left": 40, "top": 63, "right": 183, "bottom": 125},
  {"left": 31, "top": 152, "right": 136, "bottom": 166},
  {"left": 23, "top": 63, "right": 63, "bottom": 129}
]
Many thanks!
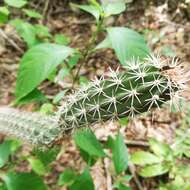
[
  {"left": 129, "top": 162, "right": 145, "bottom": 190},
  {"left": 72, "top": 18, "right": 104, "bottom": 87},
  {"left": 0, "top": 64, "right": 18, "bottom": 71},
  {"left": 100, "top": 139, "right": 149, "bottom": 147},
  {"left": 42, "top": 0, "right": 50, "bottom": 20},
  {"left": 142, "top": 117, "right": 171, "bottom": 124},
  {"left": 0, "top": 29, "right": 24, "bottom": 54},
  {"left": 104, "top": 157, "right": 113, "bottom": 190},
  {"left": 125, "top": 140, "right": 149, "bottom": 147}
]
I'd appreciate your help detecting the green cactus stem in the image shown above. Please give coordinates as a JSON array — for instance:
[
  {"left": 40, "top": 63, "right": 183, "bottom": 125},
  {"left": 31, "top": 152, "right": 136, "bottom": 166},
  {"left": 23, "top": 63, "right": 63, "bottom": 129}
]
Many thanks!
[
  {"left": 58, "top": 55, "right": 184, "bottom": 131},
  {"left": 0, "top": 55, "right": 186, "bottom": 146},
  {"left": 0, "top": 108, "right": 60, "bottom": 146}
]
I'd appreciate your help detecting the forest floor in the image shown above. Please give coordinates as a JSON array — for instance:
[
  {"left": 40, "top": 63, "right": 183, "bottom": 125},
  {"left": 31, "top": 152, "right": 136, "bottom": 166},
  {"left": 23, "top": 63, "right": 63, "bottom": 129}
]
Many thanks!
[{"left": 0, "top": 0, "right": 190, "bottom": 189}]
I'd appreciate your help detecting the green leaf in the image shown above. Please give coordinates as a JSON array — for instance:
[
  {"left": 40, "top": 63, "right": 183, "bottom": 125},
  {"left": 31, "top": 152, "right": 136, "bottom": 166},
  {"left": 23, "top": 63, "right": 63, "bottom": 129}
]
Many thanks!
[
  {"left": 131, "top": 151, "right": 162, "bottom": 166},
  {"left": 0, "top": 140, "right": 20, "bottom": 168},
  {"left": 15, "top": 89, "right": 47, "bottom": 105},
  {"left": 95, "top": 37, "right": 112, "bottom": 50},
  {"left": 58, "top": 168, "right": 77, "bottom": 186},
  {"left": 107, "top": 27, "right": 150, "bottom": 64},
  {"left": 33, "top": 147, "right": 60, "bottom": 166},
  {"left": 112, "top": 133, "right": 128, "bottom": 174},
  {"left": 0, "top": 184, "right": 7, "bottom": 190},
  {"left": 79, "top": 76, "right": 89, "bottom": 86},
  {"left": 3, "top": 172, "right": 47, "bottom": 190},
  {"left": 15, "top": 43, "right": 74, "bottom": 99},
  {"left": 119, "top": 175, "right": 132, "bottom": 182},
  {"left": 139, "top": 163, "right": 170, "bottom": 177},
  {"left": 53, "top": 90, "right": 67, "bottom": 104},
  {"left": 67, "top": 54, "right": 81, "bottom": 68},
  {"left": 114, "top": 182, "right": 132, "bottom": 190},
  {"left": 5, "top": 0, "right": 27, "bottom": 8},
  {"left": 47, "top": 68, "right": 57, "bottom": 81},
  {"left": 69, "top": 168, "right": 94, "bottom": 190},
  {"left": 173, "top": 163, "right": 190, "bottom": 178},
  {"left": 79, "top": 148, "right": 97, "bottom": 166},
  {"left": 35, "top": 24, "right": 51, "bottom": 39},
  {"left": 10, "top": 19, "right": 36, "bottom": 48},
  {"left": 103, "top": 1, "right": 126, "bottom": 17},
  {"left": 0, "top": 7, "right": 9, "bottom": 24},
  {"left": 89, "top": 0, "right": 101, "bottom": 8},
  {"left": 71, "top": 3, "right": 101, "bottom": 21},
  {"left": 40, "top": 103, "right": 54, "bottom": 114},
  {"left": 57, "top": 67, "right": 70, "bottom": 79},
  {"left": 105, "top": 136, "right": 114, "bottom": 149},
  {"left": 118, "top": 117, "right": 129, "bottom": 127},
  {"left": 10, "top": 21, "right": 51, "bottom": 47},
  {"left": 23, "top": 9, "right": 42, "bottom": 19},
  {"left": 54, "top": 34, "right": 70, "bottom": 45},
  {"left": 73, "top": 129, "right": 106, "bottom": 157},
  {"left": 28, "top": 158, "right": 46, "bottom": 176},
  {"left": 149, "top": 138, "right": 173, "bottom": 159}
]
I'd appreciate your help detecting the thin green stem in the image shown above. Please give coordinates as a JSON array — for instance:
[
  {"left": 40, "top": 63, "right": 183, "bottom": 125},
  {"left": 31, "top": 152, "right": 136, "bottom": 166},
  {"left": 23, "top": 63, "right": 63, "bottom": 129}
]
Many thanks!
[{"left": 72, "top": 18, "right": 104, "bottom": 87}]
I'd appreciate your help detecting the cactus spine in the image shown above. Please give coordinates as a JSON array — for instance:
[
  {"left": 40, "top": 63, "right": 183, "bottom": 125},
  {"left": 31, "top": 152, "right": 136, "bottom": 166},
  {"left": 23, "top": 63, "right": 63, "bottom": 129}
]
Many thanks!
[{"left": 0, "top": 56, "right": 185, "bottom": 146}]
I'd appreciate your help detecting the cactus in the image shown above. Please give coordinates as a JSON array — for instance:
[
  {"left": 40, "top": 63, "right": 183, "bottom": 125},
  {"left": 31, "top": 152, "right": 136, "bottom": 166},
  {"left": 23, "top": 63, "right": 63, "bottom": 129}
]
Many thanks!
[
  {"left": 58, "top": 55, "right": 183, "bottom": 131},
  {"left": 0, "top": 108, "right": 60, "bottom": 146},
  {"left": 0, "top": 55, "right": 186, "bottom": 146}
]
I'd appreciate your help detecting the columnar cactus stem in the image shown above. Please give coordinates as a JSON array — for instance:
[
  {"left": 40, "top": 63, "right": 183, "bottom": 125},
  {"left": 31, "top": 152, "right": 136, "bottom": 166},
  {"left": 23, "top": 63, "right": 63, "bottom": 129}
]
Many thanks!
[
  {"left": 0, "top": 108, "right": 60, "bottom": 145},
  {"left": 0, "top": 55, "right": 186, "bottom": 146},
  {"left": 58, "top": 56, "right": 182, "bottom": 131}
]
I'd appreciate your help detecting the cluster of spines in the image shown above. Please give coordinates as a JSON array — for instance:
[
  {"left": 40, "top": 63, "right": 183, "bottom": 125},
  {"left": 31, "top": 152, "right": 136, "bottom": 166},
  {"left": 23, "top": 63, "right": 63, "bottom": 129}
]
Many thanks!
[
  {"left": 0, "top": 108, "right": 60, "bottom": 146},
  {"left": 58, "top": 55, "right": 184, "bottom": 131}
]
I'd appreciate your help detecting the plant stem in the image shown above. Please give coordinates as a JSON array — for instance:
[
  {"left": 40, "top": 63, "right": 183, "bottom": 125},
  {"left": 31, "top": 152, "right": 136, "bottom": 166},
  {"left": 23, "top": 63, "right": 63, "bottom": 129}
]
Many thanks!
[
  {"left": 72, "top": 18, "right": 104, "bottom": 87},
  {"left": 0, "top": 29, "right": 24, "bottom": 54},
  {"left": 129, "top": 162, "right": 145, "bottom": 190}
]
